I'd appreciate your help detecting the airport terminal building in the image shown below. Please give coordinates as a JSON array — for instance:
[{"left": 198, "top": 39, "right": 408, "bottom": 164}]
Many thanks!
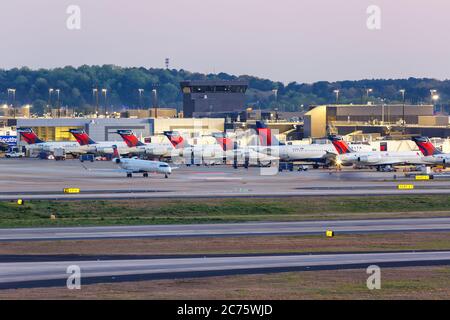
[
  {"left": 181, "top": 80, "right": 248, "bottom": 118},
  {"left": 304, "top": 104, "right": 450, "bottom": 138},
  {"left": 15, "top": 118, "right": 224, "bottom": 145}
]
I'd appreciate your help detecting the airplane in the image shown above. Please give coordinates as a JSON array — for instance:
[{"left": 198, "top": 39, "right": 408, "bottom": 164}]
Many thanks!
[
  {"left": 246, "top": 122, "right": 344, "bottom": 167},
  {"left": 212, "top": 132, "right": 278, "bottom": 168},
  {"left": 111, "top": 145, "right": 172, "bottom": 178},
  {"left": 163, "top": 131, "right": 225, "bottom": 165},
  {"left": 68, "top": 129, "right": 131, "bottom": 155},
  {"left": 116, "top": 130, "right": 174, "bottom": 158},
  {"left": 329, "top": 135, "right": 427, "bottom": 171},
  {"left": 412, "top": 136, "right": 450, "bottom": 166},
  {"left": 17, "top": 127, "right": 86, "bottom": 155}
]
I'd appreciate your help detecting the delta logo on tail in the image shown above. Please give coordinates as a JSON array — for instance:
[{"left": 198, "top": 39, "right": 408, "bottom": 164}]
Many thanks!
[
  {"left": 17, "top": 128, "right": 44, "bottom": 144},
  {"left": 412, "top": 136, "right": 442, "bottom": 156},
  {"left": 111, "top": 144, "right": 121, "bottom": 160},
  {"left": 212, "top": 133, "right": 235, "bottom": 151},
  {"left": 255, "top": 121, "right": 285, "bottom": 146},
  {"left": 69, "top": 129, "right": 96, "bottom": 146},
  {"left": 117, "top": 130, "right": 145, "bottom": 147},
  {"left": 163, "top": 131, "right": 189, "bottom": 149},
  {"left": 328, "top": 135, "right": 352, "bottom": 155}
]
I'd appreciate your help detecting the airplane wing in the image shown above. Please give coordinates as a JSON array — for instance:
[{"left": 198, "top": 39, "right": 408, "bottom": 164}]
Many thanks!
[
  {"left": 366, "top": 159, "right": 404, "bottom": 166},
  {"left": 80, "top": 163, "right": 132, "bottom": 173}
]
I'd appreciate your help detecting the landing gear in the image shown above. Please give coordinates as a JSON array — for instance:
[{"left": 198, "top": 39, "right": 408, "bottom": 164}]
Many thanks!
[
  {"left": 165, "top": 174, "right": 169, "bottom": 179},
  {"left": 126, "top": 173, "right": 133, "bottom": 178},
  {"left": 143, "top": 172, "right": 149, "bottom": 178}
]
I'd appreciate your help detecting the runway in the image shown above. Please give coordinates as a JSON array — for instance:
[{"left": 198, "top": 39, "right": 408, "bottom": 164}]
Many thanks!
[
  {"left": 1, "top": 158, "right": 450, "bottom": 200},
  {"left": 2, "top": 217, "right": 450, "bottom": 241},
  {"left": 2, "top": 251, "right": 450, "bottom": 289}
]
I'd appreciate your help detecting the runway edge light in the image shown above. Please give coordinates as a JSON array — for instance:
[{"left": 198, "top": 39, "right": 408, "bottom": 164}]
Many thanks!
[
  {"left": 17, "top": 199, "right": 24, "bottom": 205},
  {"left": 326, "top": 230, "right": 335, "bottom": 237}
]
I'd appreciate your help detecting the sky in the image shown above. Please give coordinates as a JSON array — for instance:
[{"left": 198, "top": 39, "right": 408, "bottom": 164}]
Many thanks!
[{"left": 0, "top": 0, "right": 449, "bottom": 83}]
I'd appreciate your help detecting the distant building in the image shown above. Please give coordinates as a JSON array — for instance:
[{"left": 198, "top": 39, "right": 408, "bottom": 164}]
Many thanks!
[
  {"left": 304, "top": 104, "right": 450, "bottom": 138},
  {"left": 180, "top": 80, "right": 248, "bottom": 118},
  {"left": 15, "top": 117, "right": 224, "bottom": 143},
  {"left": 120, "top": 108, "right": 178, "bottom": 119}
]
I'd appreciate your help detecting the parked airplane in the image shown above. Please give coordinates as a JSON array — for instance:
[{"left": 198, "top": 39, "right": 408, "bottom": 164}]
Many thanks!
[
  {"left": 212, "top": 132, "right": 278, "bottom": 168},
  {"left": 163, "top": 131, "right": 224, "bottom": 165},
  {"left": 412, "top": 136, "right": 450, "bottom": 166},
  {"left": 116, "top": 130, "right": 173, "bottom": 158},
  {"left": 68, "top": 129, "right": 130, "bottom": 155},
  {"left": 248, "top": 122, "right": 340, "bottom": 167},
  {"left": 329, "top": 135, "right": 426, "bottom": 171},
  {"left": 17, "top": 127, "right": 86, "bottom": 155},
  {"left": 111, "top": 145, "right": 172, "bottom": 178}
]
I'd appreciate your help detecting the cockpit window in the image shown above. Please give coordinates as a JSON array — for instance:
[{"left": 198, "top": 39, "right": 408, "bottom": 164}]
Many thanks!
[{"left": 159, "top": 164, "right": 169, "bottom": 168}]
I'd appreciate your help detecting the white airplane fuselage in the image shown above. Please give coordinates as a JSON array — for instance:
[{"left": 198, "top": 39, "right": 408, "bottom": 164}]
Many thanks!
[
  {"left": 83, "top": 141, "right": 134, "bottom": 155},
  {"left": 132, "top": 143, "right": 175, "bottom": 157},
  {"left": 339, "top": 151, "right": 428, "bottom": 167},
  {"left": 115, "top": 157, "right": 172, "bottom": 175},
  {"left": 421, "top": 154, "right": 450, "bottom": 166},
  {"left": 26, "top": 142, "right": 86, "bottom": 154},
  {"left": 249, "top": 144, "right": 373, "bottom": 163}
]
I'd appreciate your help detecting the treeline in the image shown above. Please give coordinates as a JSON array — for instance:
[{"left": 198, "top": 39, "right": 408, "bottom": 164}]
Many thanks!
[{"left": 0, "top": 65, "right": 448, "bottom": 115}]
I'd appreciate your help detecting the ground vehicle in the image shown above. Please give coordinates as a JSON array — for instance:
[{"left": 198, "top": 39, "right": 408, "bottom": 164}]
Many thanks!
[
  {"left": 5, "top": 151, "right": 25, "bottom": 158},
  {"left": 53, "top": 148, "right": 66, "bottom": 161},
  {"left": 80, "top": 154, "right": 95, "bottom": 162}
]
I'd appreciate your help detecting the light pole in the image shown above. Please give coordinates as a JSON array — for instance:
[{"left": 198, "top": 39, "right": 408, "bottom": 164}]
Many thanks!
[
  {"left": 430, "top": 89, "right": 439, "bottom": 104},
  {"left": 7, "top": 88, "right": 16, "bottom": 118},
  {"left": 366, "top": 88, "right": 373, "bottom": 104},
  {"left": 55, "top": 89, "right": 61, "bottom": 117},
  {"left": 48, "top": 88, "right": 54, "bottom": 116},
  {"left": 272, "top": 89, "right": 278, "bottom": 114},
  {"left": 138, "top": 89, "right": 144, "bottom": 111},
  {"left": 333, "top": 90, "right": 340, "bottom": 104},
  {"left": 399, "top": 89, "right": 406, "bottom": 133},
  {"left": 92, "top": 88, "right": 99, "bottom": 117},
  {"left": 380, "top": 98, "right": 385, "bottom": 125},
  {"left": 430, "top": 89, "right": 439, "bottom": 112},
  {"left": 152, "top": 89, "right": 158, "bottom": 118},
  {"left": 102, "top": 89, "right": 108, "bottom": 116}
]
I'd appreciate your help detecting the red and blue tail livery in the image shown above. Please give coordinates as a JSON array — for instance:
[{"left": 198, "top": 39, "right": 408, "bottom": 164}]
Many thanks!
[
  {"left": 111, "top": 144, "right": 121, "bottom": 159},
  {"left": 69, "top": 129, "right": 96, "bottom": 146},
  {"left": 17, "top": 128, "right": 44, "bottom": 144},
  {"left": 412, "top": 136, "right": 442, "bottom": 156},
  {"left": 256, "top": 121, "right": 285, "bottom": 146},
  {"left": 117, "top": 130, "right": 145, "bottom": 147},
  {"left": 212, "top": 133, "right": 235, "bottom": 151},
  {"left": 163, "top": 131, "right": 189, "bottom": 149},
  {"left": 328, "top": 135, "right": 352, "bottom": 154}
]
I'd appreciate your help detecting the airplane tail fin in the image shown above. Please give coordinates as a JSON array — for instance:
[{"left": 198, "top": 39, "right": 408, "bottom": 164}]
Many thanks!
[
  {"left": 112, "top": 145, "right": 121, "bottom": 160},
  {"left": 256, "top": 121, "right": 285, "bottom": 146},
  {"left": 328, "top": 135, "right": 352, "bottom": 154},
  {"left": 17, "top": 128, "right": 44, "bottom": 144},
  {"left": 117, "top": 130, "right": 145, "bottom": 147},
  {"left": 69, "top": 129, "right": 96, "bottom": 146},
  {"left": 412, "top": 136, "right": 442, "bottom": 156},
  {"left": 212, "top": 133, "right": 235, "bottom": 151},
  {"left": 163, "top": 131, "right": 190, "bottom": 149}
]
